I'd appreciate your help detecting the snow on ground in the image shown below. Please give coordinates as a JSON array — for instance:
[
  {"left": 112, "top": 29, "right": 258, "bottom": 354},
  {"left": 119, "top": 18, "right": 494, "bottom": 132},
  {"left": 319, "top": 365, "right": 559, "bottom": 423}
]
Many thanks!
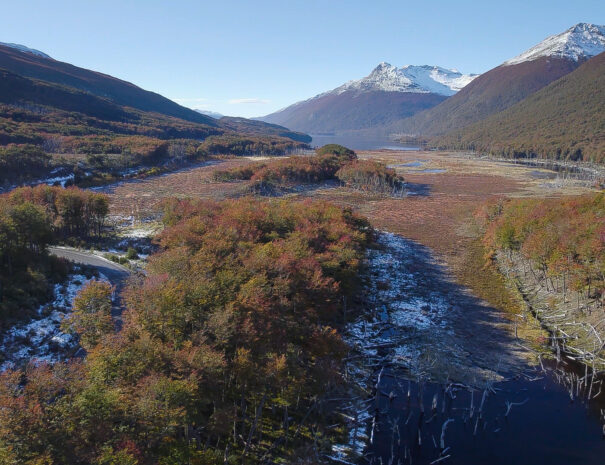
[
  {"left": 109, "top": 214, "right": 161, "bottom": 239},
  {"left": 121, "top": 225, "right": 158, "bottom": 238},
  {"left": 332, "top": 231, "right": 508, "bottom": 460},
  {"left": 333, "top": 232, "right": 455, "bottom": 459},
  {"left": 0, "top": 270, "right": 108, "bottom": 371},
  {"left": 39, "top": 173, "right": 74, "bottom": 187}
]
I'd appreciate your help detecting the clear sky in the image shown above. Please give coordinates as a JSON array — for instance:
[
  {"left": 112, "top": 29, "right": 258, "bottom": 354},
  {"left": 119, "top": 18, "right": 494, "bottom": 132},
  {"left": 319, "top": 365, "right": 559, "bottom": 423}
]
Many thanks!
[{"left": 1, "top": 0, "right": 603, "bottom": 117}]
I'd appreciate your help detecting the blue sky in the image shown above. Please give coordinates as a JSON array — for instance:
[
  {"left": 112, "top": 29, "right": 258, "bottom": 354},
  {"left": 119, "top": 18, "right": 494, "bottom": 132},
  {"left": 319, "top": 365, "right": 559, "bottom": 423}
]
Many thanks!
[{"left": 2, "top": 0, "right": 603, "bottom": 117}]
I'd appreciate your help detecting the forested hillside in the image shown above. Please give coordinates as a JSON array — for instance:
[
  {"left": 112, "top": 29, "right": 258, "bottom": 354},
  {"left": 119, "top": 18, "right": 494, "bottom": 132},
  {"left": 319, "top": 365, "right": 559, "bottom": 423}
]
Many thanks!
[
  {"left": 392, "top": 56, "right": 580, "bottom": 137},
  {"left": 480, "top": 193, "right": 605, "bottom": 363},
  {"left": 482, "top": 193, "right": 604, "bottom": 301},
  {"left": 0, "top": 73, "right": 309, "bottom": 186},
  {"left": 0, "top": 45, "right": 311, "bottom": 187},
  {"left": 432, "top": 52, "right": 605, "bottom": 162},
  {"left": 0, "top": 43, "right": 216, "bottom": 125},
  {"left": 0, "top": 197, "right": 372, "bottom": 464},
  {"left": 218, "top": 117, "right": 311, "bottom": 143}
]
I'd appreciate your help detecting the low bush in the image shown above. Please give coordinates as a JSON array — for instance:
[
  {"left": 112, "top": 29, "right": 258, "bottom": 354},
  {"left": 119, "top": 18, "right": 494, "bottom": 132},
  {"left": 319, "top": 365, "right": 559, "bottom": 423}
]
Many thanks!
[{"left": 336, "top": 159, "right": 406, "bottom": 195}]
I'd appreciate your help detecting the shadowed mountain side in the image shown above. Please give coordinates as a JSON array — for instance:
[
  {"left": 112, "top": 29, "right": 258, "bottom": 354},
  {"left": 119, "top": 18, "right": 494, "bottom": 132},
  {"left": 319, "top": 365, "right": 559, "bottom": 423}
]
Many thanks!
[
  {"left": 260, "top": 90, "right": 447, "bottom": 134},
  {"left": 432, "top": 52, "right": 605, "bottom": 162},
  {"left": 218, "top": 116, "right": 311, "bottom": 143},
  {"left": 391, "top": 56, "right": 582, "bottom": 137},
  {"left": 0, "top": 44, "right": 216, "bottom": 126}
]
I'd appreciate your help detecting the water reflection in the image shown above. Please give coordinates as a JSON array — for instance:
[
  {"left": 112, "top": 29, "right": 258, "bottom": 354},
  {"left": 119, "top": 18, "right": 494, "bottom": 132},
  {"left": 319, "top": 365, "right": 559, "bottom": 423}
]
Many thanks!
[{"left": 365, "top": 365, "right": 605, "bottom": 465}]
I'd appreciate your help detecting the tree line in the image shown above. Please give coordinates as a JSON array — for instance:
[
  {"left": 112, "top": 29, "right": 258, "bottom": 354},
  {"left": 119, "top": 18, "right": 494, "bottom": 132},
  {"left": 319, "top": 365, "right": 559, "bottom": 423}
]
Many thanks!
[
  {"left": 213, "top": 144, "right": 405, "bottom": 196},
  {"left": 0, "top": 185, "right": 109, "bottom": 327},
  {"left": 480, "top": 193, "right": 605, "bottom": 309}
]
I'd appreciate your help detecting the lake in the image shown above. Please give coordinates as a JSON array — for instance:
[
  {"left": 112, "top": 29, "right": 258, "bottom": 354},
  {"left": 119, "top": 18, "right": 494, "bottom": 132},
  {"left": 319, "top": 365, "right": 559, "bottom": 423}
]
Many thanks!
[{"left": 310, "top": 134, "right": 419, "bottom": 151}]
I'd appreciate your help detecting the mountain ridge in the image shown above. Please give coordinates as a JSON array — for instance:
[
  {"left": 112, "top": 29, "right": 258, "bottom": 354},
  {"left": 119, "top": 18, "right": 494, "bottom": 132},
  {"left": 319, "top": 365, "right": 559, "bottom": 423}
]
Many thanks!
[
  {"left": 0, "top": 43, "right": 217, "bottom": 126},
  {"left": 432, "top": 51, "right": 605, "bottom": 162},
  {"left": 0, "top": 42, "right": 50, "bottom": 59},
  {"left": 390, "top": 23, "right": 605, "bottom": 138},
  {"left": 259, "top": 62, "right": 476, "bottom": 134},
  {"left": 503, "top": 23, "right": 605, "bottom": 66},
  {"left": 328, "top": 62, "right": 478, "bottom": 97}
]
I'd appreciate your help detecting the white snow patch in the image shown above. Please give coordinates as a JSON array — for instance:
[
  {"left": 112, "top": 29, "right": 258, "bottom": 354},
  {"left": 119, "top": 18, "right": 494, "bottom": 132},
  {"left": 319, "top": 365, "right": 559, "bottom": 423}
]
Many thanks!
[
  {"left": 333, "top": 231, "right": 456, "bottom": 459},
  {"left": 0, "top": 42, "right": 51, "bottom": 58},
  {"left": 503, "top": 23, "right": 605, "bottom": 66},
  {"left": 332, "top": 62, "right": 478, "bottom": 97},
  {"left": 121, "top": 226, "right": 157, "bottom": 238},
  {"left": 39, "top": 173, "right": 74, "bottom": 187},
  {"left": 0, "top": 272, "right": 108, "bottom": 371}
]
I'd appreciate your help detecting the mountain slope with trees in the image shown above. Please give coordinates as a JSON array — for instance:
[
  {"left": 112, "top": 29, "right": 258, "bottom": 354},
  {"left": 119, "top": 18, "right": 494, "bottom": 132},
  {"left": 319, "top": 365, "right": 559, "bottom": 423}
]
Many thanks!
[
  {"left": 391, "top": 23, "right": 604, "bottom": 138},
  {"left": 0, "top": 50, "right": 310, "bottom": 186},
  {"left": 392, "top": 56, "right": 580, "bottom": 137},
  {"left": 0, "top": 43, "right": 216, "bottom": 125},
  {"left": 432, "top": 52, "right": 605, "bottom": 162}
]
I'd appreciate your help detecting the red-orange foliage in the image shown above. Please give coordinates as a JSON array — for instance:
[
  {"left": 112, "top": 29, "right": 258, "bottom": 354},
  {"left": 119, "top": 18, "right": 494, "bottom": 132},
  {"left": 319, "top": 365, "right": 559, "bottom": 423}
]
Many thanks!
[
  {"left": 212, "top": 149, "right": 357, "bottom": 188},
  {"left": 481, "top": 193, "right": 605, "bottom": 300},
  {"left": 0, "top": 197, "right": 372, "bottom": 463},
  {"left": 336, "top": 159, "right": 405, "bottom": 195},
  {"left": 4, "top": 184, "right": 109, "bottom": 238}
]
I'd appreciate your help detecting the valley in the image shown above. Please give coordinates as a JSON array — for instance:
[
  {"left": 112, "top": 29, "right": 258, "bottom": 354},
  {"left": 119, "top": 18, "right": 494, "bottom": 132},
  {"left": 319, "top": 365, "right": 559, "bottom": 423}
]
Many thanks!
[
  {"left": 91, "top": 148, "right": 604, "bottom": 463},
  {"left": 1, "top": 145, "right": 603, "bottom": 464},
  {"left": 0, "top": 11, "right": 603, "bottom": 464}
]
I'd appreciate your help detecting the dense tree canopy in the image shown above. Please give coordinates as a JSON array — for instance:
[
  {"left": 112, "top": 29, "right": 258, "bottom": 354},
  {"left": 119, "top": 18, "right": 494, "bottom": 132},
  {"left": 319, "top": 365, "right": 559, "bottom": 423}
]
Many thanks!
[
  {"left": 432, "top": 53, "right": 605, "bottom": 163},
  {"left": 336, "top": 159, "right": 405, "bottom": 195},
  {"left": 0, "top": 197, "right": 372, "bottom": 464},
  {"left": 0, "top": 185, "right": 109, "bottom": 326},
  {"left": 480, "top": 193, "right": 605, "bottom": 306}
]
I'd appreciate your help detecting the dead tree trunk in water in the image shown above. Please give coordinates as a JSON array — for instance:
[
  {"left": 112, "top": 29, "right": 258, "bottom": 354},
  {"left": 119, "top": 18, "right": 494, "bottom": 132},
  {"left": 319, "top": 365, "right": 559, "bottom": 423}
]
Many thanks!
[{"left": 243, "top": 393, "right": 266, "bottom": 458}]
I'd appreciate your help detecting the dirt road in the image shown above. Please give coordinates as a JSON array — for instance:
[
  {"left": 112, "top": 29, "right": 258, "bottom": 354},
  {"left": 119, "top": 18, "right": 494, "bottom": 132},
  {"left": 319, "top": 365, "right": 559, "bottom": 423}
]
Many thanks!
[{"left": 48, "top": 247, "right": 130, "bottom": 328}]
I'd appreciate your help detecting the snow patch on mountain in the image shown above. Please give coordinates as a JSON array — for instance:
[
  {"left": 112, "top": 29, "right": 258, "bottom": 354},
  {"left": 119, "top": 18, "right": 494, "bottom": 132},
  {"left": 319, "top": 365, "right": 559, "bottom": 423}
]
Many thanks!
[
  {"left": 503, "top": 23, "right": 605, "bottom": 66},
  {"left": 332, "top": 62, "right": 478, "bottom": 97},
  {"left": 195, "top": 109, "right": 223, "bottom": 119},
  {"left": 0, "top": 42, "right": 51, "bottom": 59}
]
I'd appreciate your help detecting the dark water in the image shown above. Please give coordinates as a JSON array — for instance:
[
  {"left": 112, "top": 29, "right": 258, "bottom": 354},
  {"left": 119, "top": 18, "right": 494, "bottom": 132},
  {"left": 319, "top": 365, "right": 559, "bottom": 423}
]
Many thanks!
[
  {"left": 349, "top": 233, "right": 605, "bottom": 464},
  {"left": 366, "top": 365, "right": 605, "bottom": 465},
  {"left": 310, "top": 134, "right": 419, "bottom": 151}
]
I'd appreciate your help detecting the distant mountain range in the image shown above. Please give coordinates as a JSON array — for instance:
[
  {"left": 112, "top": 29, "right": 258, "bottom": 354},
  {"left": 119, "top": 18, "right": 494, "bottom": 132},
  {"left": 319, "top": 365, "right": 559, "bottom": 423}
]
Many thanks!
[
  {"left": 259, "top": 63, "right": 477, "bottom": 134},
  {"left": 196, "top": 109, "right": 224, "bottom": 119},
  {"left": 433, "top": 50, "right": 605, "bottom": 162},
  {"left": 260, "top": 22, "right": 605, "bottom": 162},
  {"left": 1, "top": 22, "right": 603, "bottom": 165},
  {"left": 391, "top": 23, "right": 605, "bottom": 139}
]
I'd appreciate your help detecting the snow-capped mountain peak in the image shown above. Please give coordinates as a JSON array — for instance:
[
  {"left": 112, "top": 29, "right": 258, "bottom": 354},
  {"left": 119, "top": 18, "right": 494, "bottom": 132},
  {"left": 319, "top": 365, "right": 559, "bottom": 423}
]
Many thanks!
[
  {"left": 503, "top": 23, "right": 605, "bottom": 66},
  {"left": 0, "top": 42, "right": 51, "bottom": 59},
  {"left": 333, "top": 63, "right": 478, "bottom": 97}
]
